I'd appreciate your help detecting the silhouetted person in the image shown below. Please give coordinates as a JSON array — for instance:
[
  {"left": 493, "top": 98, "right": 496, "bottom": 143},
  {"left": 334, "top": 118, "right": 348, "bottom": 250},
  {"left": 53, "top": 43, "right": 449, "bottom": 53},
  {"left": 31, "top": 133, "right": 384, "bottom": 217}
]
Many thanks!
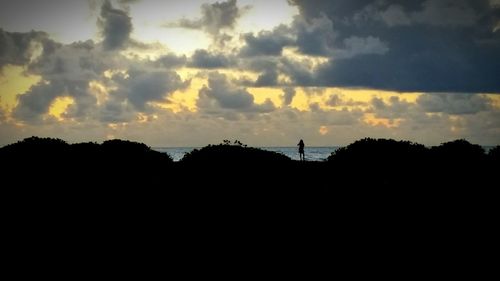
[{"left": 298, "top": 139, "right": 305, "bottom": 161}]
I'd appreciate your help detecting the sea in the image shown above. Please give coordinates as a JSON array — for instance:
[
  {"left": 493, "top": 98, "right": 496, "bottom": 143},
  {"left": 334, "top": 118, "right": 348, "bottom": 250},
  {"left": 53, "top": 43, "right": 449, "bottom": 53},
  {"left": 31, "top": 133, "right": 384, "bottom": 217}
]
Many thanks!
[
  {"left": 153, "top": 147, "right": 340, "bottom": 162},
  {"left": 154, "top": 145, "right": 497, "bottom": 162}
]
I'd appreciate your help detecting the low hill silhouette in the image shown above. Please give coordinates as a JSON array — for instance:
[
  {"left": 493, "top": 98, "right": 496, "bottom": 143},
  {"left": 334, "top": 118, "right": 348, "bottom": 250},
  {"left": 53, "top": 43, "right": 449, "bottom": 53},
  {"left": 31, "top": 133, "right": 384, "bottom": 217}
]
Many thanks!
[
  {"left": 488, "top": 145, "right": 500, "bottom": 164},
  {"left": 1, "top": 136, "right": 496, "bottom": 189},
  {"left": 327, "top": 138, "right": 428, "bottom": 166},
  {"left": 180, "top": 140, "right": 291, "bottom": 165},
  {"left": 0, "top": 137, "right": 172, "bottom": 183},
  {"left": 324, "top": 138, "right": 494, "bottom": 186},
  {"left": 1, "top": 136, "right": 496, "bottom": 234},
  {"left": 430, "top": 139, "right": 486, "bottom": 163}
]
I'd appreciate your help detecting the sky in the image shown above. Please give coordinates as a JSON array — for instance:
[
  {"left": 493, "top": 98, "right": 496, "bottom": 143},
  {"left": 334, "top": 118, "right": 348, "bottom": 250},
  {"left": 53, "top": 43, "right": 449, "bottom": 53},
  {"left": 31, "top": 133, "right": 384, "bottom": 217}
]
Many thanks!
[{"left": 1, "top": 0, "right": 499, "bottom": 147}]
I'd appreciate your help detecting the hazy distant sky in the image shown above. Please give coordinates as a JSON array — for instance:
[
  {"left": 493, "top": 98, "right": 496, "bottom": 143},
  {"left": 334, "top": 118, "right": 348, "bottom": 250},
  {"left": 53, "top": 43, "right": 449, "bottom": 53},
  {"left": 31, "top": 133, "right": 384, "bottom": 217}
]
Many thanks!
[{"left": 1, "top": 0, "right": 499, "bottom": 146}]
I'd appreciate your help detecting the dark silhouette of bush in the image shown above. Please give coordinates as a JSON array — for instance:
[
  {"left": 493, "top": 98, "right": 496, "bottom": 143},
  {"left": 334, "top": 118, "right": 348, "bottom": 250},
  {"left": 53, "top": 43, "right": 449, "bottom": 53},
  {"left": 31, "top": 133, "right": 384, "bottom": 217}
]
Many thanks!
[
  {"left": 100, "top": 139, "right": 172, "bottom": 164},
  {"left": 70, "top": 142, "right": 101, "bottom": 159},
  {"left": 327, "top": 138, "right": 428, "bottom": 166},
  {"left": 488, "top": 145, "right": 500, "bottom": 163},
  {"left": 0, "top": 136, "right": 69, "bottom": 154},
  {"left": 180, "top": 140, "right": 290, "bottom": 166},
  {"left": 324, "top": 138, "right": 429, "bottom": 186},
  {"left": 1, "top": 136, "right": 494, "bottom": 190},
  {"left": 0, "top": 136, "right": 71, "bottom": 165},
  {"left": 430, "top": 139, "right": 486, "bottom": 164},
  {"left": 0, "top": 135, "right": 495, "bottom": 232},
  {"left": 427, "top": 139, "right": 488, "bottom": 186},
  {"left": 0, "top": 137, "right": 173, "bottom": 174}
]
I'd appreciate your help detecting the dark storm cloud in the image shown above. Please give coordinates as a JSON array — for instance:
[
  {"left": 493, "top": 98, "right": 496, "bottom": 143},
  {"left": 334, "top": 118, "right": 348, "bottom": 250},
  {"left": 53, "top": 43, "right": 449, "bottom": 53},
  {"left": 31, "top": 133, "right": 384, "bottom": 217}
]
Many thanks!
[
  {"left": 114, "top": 68, "right": 187, "bottom": 111},
  {"left": 199, "top": 72, "right": 253, "bottom": 109},
  {"left": 188, "top": 49, "right": 234, "bottom": 69},
  {"left": 286, "top": 0, "right": 500, "bottom": 92},
  {"left": 155, "top": 53, "right": 187, "bottom": 68},
  {"left": 293, "top": 14, "right": 336, "bottom": 56},
  {"left": 369, "top": 96, "right": 413, "bottom": 119},
  {"left": 6, "top": 0, "right": 195, "bottom": 123},
  {"left": 99, "top": 98, "right": 135, "bottom": 123},
  {"left": 254, "top": 68, "right": 278, "bottom": 87},
  {"left": 13, "top": 80, "right": 64, "bottom": 121},
  {"left": 282, "top": 88, "right": 296, "bottom": 106},
  {"left": 417, "top": 93, "right": 492, "bottom": 114},
  {"left": 167, "top": 0, "right": 246, "bottom": 36},
  {"left": 10, "top": 31, "right": 187, "bottom": 122},
  {"left": 0, "top": 29, "right": 49, "bottom": 68},
  {"left": 98, "top": 0, "right": 132, "bottom": 50},
  {"left": 326, "top": 94, "right": 366, "bottom": 107},
  {"left": 28, "top": 40, "right": 101, "bottom": 80},
  {"left": 239, "top": 25, "right": 294, "bottom": 57},
  {"left": 12, "top": 39, "right": 102, "bottom": 122},
  {"left": 236, "top": 58, "right": 281, "bottom": 87},
  {"left": 197, "top": 72, "right": 276, "bottom": 114},
  {"left": 353, "top": 0, "right": 481, "bottom": 27},
  {"left": 279, "top": 57, "right": 315, "bottom": 86},
  {"left": 118, "top": 0, "right": 141, "bottom": 4}
]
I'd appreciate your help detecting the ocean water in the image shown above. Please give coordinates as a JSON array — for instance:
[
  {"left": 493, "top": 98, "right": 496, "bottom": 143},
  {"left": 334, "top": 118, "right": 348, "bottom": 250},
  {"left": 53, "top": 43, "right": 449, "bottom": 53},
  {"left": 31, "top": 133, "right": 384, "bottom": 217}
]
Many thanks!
[
  {"left": 154, "top": 145, "right": 496, "bottom": 162},
  {"left": 153, "top": 147, "right": 340, "bottom": 162}
]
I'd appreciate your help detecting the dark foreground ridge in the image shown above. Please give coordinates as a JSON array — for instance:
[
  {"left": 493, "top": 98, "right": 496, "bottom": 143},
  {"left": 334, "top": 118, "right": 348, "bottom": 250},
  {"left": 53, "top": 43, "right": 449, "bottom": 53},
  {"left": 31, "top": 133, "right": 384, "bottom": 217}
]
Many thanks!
[
  {"left": 1, "top": 136, "right": 497, "bottom": 242},
  {"left": 1, "top": 137, "right": 497, "bottom": 208},
  {"left": 1, "top": 136, "right": 497, "bottom": 188}
]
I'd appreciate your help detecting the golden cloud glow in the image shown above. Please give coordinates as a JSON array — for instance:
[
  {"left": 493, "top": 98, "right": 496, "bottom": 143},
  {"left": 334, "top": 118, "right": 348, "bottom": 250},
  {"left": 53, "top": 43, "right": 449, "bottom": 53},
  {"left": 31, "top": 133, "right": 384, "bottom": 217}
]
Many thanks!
[
  {"left": 363, "top": 113, "right": 403, "bottom": 128},
  {"left": 215, "top": 69, "right": 260, "bottom": 82},
  {"left": 282, "top": 47, "right": 329, "bottom": 68},
  {"left": 0, "top": 65, "right": 42, "bottom": 111},
  {"left": 288, "top": 87, "right": 422, "bottom": 112},
  {"left": 48, "top": 96, "right": 74, "bottom": 121},
  {"left": 89, "top": 80, "right": 111, "bottom": 106},
  {"left": 157, "top": 71, "right": 205, "bottom": 113},
  {"left": 137, "top": 112, "right": 157, "bottom": 123},
  {"left": 319, "top": 126, "right": 329, "bottom": 135},
  {"left": 289, "top": 89, "right": 310, "bottom": 111},
  {"left": 248, "top": 87, "right": 284, "bottom": 107},
  {"left": 484, "top": 94, "right": 500, "bottom": 109}
]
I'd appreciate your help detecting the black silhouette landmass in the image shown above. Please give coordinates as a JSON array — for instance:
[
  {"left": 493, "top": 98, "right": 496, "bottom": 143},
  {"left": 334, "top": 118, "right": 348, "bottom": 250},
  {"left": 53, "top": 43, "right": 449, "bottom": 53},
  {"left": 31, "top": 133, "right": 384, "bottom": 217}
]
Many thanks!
[
  {"left": 1, "top": 136, "right": 497, "bottom": 223},
  {"left": 1, "top": 136, "right": 497, "bottom": 187}
]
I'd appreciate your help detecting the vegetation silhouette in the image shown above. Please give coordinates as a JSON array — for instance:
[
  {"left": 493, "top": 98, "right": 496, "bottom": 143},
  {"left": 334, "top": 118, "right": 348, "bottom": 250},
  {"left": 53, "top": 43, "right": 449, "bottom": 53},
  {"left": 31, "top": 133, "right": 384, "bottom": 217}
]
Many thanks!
[
  {"left": 180, "top": 139, "right": 290, "bottom": 165},
  {"left": 488, "top": 145, "right": 500, "bottom": 163},
  {"left": 430, "top": 139, "right": 486, "bottom": 163},
  {"left": 323, "top": 137, "right": 497, "bottom": 187},
  {"left": 327, "top": 138, "right": 428, "bottom": 165},
  {"left": 0, "top": 136, "right": 173, "bottom": 183},
  {"left": 325, "top": 138, "right": 429, "bottom": 186},
  {"left": 1, "top": 136, "right": 495, "bottom": 191},
  {"left": 178, "top": 140, "right": 293, "bottom": 197},
  {"left": 1, "top": 136, "right": 496, "bottom": 230}
]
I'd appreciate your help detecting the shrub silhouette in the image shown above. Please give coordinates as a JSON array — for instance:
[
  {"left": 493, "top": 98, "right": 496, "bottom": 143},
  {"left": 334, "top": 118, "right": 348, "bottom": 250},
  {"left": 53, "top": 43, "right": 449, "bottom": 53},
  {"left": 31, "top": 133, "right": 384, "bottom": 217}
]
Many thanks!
[
  {"left": 70, "top": 142, "right": 101, "bottom": 159},
  {"left": 0, "top": 136, "right": 494, "bottom": 189},
  {"left": 100, "top": 139, "right": 173, "bottom": 171},
  {"left": 0, "top": 137, "right": 173, "bottom": 172},
  {"left": 488, "top": 145, "right": 500, "bottom": 163},
  {"left": 180, "top": 140, "right": 290, "bottom": 165},
  {"left": 0, "top": 136, "right": 71, "bottom": 166},
  {"left": 1, "top": 136, "right": 69, "bottom": 153},
  {"left": 327, "top": 138, "right": 428, "bottom": 167},
  {"left": 430, "top": 139, "right": 485, "bottom": 164}
]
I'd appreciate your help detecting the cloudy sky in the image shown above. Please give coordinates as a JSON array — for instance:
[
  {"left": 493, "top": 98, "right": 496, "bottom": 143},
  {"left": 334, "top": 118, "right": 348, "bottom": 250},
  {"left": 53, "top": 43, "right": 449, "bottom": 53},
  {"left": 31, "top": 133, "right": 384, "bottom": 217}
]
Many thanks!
[{"left": 1, "top": 0, "right": 499, "bottom": 146}]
